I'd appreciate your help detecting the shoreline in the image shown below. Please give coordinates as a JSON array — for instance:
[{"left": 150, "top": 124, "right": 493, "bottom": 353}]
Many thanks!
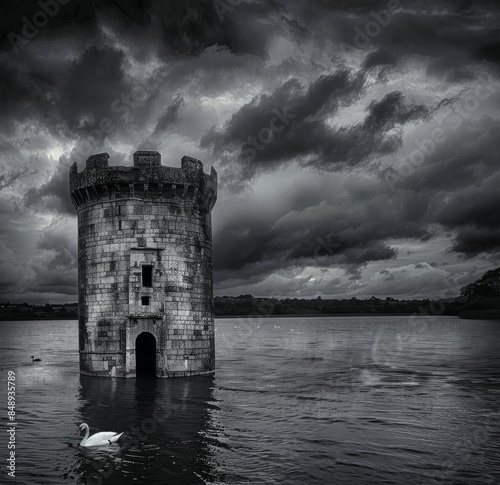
[
  {"left": 0, "top": 312, "right": 459, "bottom": 322},
  {"left": 215, "top": 313, "right": 433, "bottom": 318}
]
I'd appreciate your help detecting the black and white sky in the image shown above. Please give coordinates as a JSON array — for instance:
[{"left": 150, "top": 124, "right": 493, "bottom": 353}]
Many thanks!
[{"left": 0, "top": 0, "right": 499, "bottom": 303}]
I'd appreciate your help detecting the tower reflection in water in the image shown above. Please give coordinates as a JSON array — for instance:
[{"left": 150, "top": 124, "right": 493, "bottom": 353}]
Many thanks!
[{"left": 73, "top": 375, "right": 219, "bottom": 484}]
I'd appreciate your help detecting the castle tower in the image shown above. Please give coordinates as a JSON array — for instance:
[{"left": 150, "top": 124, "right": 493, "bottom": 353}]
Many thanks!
[{"left": 69, "top": 151, "right": 217, "bottom": 378}]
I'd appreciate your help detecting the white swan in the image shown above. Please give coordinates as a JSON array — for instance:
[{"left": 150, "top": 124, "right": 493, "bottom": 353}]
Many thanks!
[{"left": 77, "top": 423, "right": 123, "bottom": 447}]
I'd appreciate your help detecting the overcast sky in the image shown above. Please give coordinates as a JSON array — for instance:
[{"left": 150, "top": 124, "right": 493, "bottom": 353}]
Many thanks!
[{"left": 0, "top": 0, "right": 499, "bottom": 303}]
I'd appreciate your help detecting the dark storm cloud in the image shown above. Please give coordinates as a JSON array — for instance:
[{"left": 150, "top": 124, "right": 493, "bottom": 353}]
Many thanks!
[
  {"left": 451, "top": 227, "right": 500, "bottom": 256},
  {"left": 0, "top": 40, "right": 130, "bottom": 151},
  {"left": 0, "top": 201, "right": 25, "bottom": 293},
  {"left": 153, "top": 95, "right": 186, "bottom": 135},
  {"left": 58, "top": 46, "right": 127, "bottom": 132},
  {"left": 475, "top": 41, "right": 500, "bottom": 67},
  {"left": 212, "top": 172, "right": 436, "bottom": 285},
  {"left": 301, "top": 0, "right": 500, "bottom": 84},
  {"left": 210, "top": 91, "right": 499, "bottom": 284},
  {"left": 202, "top": 75, "right": 430, "bottom": 181},
  {"left": 36, "top": 223, "right": 77, "bottom": 272},
  {"left": 143, "top": 0, "right": 284, "bottom": 57},
  {"left": 389, "top": 117, "right": 500, "bottom": 257},
  {"left": 24, "top": 156, "right": 74, "bottom": 215},
  {"left": 0, "top": 0, "right": 278, "bottom": 57},
  {"left": 0, "top": 54, "right": 51, "bottom": 134},
  {"left": 0, "top": 0, "right": 276, "bottom": 141},
  {"left": 0, "top": 169, "right": 24, "bottom": 190},
  {"left": 362, "top": 48, "right": 399, "bottom": 69},
  {"left": 434, "top": 169, "right": 500, "bottom": 231},
  {"left": 25, "top": 217, "right": 77, "bottom": 296}
]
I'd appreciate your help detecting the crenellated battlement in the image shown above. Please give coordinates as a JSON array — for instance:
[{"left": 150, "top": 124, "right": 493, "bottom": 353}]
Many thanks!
[{"left": 69, "top": 151, "right": 217, "bottom": 211}]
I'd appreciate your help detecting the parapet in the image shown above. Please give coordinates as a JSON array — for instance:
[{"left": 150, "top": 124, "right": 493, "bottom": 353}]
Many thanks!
[
  {"left": 86, "top": 153, "right": 110, "bottom": 170},
  {"left": 69, "top": 151, "right": 217, "bottom": 211},
  {"left": 134, "top": 151, "right": 161, "bottom": 168}
]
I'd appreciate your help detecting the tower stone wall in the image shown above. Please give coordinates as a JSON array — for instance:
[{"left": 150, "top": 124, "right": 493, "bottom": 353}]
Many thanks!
[{"left": 69, "top": 151, "right": 217, "bottom": 378}]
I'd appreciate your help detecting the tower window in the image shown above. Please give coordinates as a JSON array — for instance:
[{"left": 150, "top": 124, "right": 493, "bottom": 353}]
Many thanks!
[
  {"left": 142, "top": 265, "right": 153, "bottom": 287},
  {"left": 141, "top": 296, "right": 150, "bottom": 306}
]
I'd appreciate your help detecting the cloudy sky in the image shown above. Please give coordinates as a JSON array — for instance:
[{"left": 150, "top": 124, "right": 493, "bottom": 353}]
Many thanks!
[{"left": 0, "top": 0, "right": 499, "bottom": 303}]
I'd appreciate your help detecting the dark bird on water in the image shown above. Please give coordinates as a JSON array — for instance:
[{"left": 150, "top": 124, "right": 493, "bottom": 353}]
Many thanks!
[{"left": 31, "top": 356, "right": 41, "bottom": 363}]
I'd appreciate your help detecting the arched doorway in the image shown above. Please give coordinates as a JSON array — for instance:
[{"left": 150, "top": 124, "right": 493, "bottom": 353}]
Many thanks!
[{"left": 136, "top": 332, "right": 156, "bottom": 377}]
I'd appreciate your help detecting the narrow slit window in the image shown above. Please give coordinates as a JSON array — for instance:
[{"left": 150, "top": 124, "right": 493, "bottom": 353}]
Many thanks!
[
  {"left": 119, "top": 220, "right": 122, "bottom": 230},
  {"left": 141, "top": 296, "right": 150, "bottom": 306},
  {"left": 142, "top": 265, "right": 153, "bottom": 287}
]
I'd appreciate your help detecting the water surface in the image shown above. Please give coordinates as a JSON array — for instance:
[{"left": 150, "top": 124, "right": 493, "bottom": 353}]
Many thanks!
[{"left": 0, "top": 316, "right": 499, "bottom": 484}]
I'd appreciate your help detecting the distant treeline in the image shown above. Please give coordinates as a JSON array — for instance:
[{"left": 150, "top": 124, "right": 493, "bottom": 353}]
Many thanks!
[
  {"left": 1, "top": 268, "right": 499, "bottom": 320},
  {"left": 0, "top": 303, "right": 78, "bottom": 320},
  {"left": 216, "top": 267, "right": 500, "bottom": 317},
  {"left": 0, "top": 297, "right": 467, "bottom": 320},
  {"left": 214, "top": 295, "right": 466, "bottom": 316}
]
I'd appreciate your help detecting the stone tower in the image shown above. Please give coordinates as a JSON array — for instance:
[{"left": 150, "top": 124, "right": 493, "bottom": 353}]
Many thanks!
[{"left": 69, "top": 151, "right": 217, "bottom": 378}]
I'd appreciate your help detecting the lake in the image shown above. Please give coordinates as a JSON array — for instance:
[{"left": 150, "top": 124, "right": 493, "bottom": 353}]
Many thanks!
[{"left": 0, "top": 316, "right": 499, "bottom": 484}]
